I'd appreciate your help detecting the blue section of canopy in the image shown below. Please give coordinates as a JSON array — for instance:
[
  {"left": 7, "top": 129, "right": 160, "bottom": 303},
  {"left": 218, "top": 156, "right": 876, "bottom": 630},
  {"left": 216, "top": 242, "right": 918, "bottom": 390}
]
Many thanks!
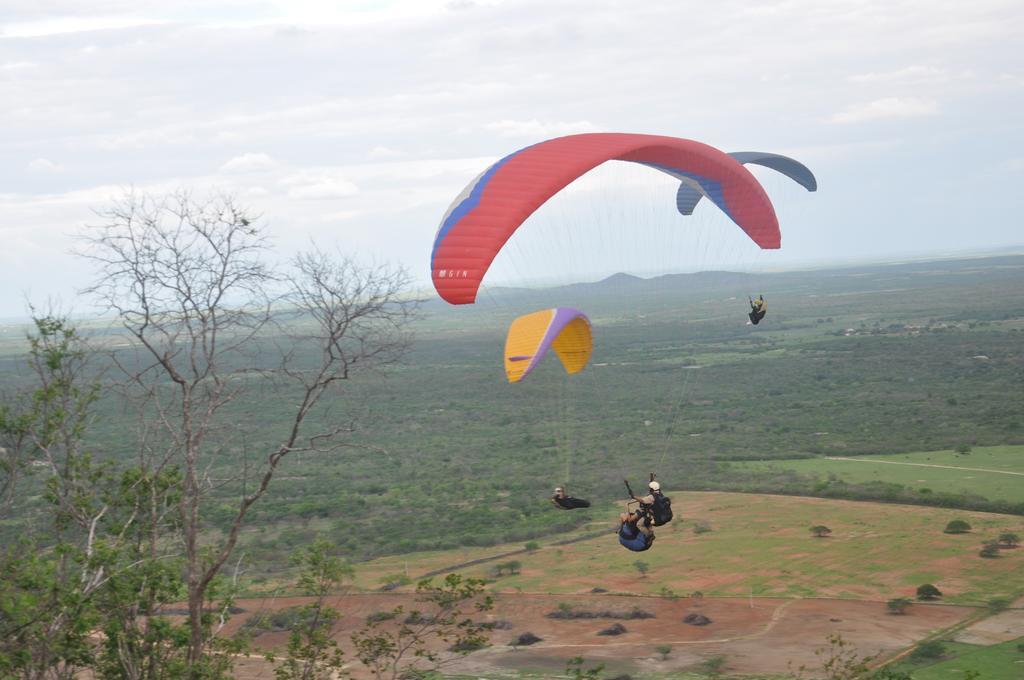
[{"left": 675, "top": 151, "right": 816, "bottom": 216}]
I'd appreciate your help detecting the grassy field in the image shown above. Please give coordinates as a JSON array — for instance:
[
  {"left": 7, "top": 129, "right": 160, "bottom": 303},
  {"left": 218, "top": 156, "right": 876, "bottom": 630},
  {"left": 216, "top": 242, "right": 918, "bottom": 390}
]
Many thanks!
[
  {"left": 898, "top": 637, "right": 1024, "bottom": 678},
  {"left": 349, "top": 492, "right": 1024, "bottom": 606},
  {"left": 737, "top": 445, "right": 1024, "bottom": 504}
]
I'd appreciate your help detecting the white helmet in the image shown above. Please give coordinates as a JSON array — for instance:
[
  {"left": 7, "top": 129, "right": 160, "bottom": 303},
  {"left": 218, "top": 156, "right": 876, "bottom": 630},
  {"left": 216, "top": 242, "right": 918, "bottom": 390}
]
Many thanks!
[
  {"left": 554, "top": 487, "right": 564, "bottom": 493},
  {"left": 648, "top": 481, "right": 661, "bottom": 492}
]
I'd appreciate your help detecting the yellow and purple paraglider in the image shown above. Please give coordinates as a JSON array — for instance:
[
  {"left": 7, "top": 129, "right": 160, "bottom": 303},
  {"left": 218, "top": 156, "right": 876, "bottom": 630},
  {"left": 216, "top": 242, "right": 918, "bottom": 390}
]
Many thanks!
[{"left": 503, "top": 307, "right": 593, "bottom": 383}]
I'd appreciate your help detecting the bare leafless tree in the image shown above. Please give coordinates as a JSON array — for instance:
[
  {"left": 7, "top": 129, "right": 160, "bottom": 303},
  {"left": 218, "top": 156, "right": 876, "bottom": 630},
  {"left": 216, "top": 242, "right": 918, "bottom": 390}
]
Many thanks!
[{"left": 80, "top": 190, "right": 417, "bottom": 668}]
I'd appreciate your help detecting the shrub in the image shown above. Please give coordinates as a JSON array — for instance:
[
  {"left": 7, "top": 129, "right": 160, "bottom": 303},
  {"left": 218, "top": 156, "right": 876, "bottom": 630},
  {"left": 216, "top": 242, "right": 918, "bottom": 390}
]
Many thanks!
[
  {"left": 979, "top": 541, "right": 1000, "bottom": 558},
  {"left": 916, "top": 584, "right": 942, "bottom": 600},
  {"left": 692, "top": 521, "right": 712, "bottom": 534},
  {"left": 910, "top": 640, "right": 945, "bottom": 661},
  {"left": 944, "top": 519, "right": 972, "bottom": 534},
  {"left": 887, "top": 598, "right": 911, "bottom": 615},
  {"left": 513, "top": 631, "right": 541, "bottom": 646},
  {"left": 810, "top": 525, "right": 832, "bottom": 538},
  {"left": 597, "top": 623, "right": 627, "bottom": 636}
]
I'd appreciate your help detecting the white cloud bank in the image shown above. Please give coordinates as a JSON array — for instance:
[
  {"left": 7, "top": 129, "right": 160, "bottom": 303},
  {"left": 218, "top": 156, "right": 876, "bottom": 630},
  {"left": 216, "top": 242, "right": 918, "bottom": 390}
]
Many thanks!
[{"left": 829, "top": 97, "right": 940, "bottom": 124}]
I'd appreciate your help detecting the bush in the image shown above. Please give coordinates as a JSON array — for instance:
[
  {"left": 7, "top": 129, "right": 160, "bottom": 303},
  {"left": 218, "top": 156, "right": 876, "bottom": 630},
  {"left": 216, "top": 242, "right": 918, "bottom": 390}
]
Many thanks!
[
  {"left": 944, "top": 519, "right": 972, "bottom": 534},
  {"left": 513, "top": 632, "right": 541, "bottom": 646},
  {"left": 547, "top": 607, "right": 654, "bottom": 620},
  {"left": 916, "top": 584, "right": 942, "bottom": 600},
  {"left": 810, "top": 525, "right": 832, "bottom": 538},
  {"left": 683, "top": 613, "right": 712, "bottom": 626},
  {"left": 692, "top": 521, "right": 712, "bottom": 534},
  {"left": 524, "top": 541, "right": 539, "bottom": 552},
  {"left": 887, "top": 598, "right": 911, "bottom": 615},
  {"left": 910, "top": 640, "right": 945, "bottom": 661},
  {"left": 979, "top": 541, "right": 1001, "bottom": 558},
  {"left": 597, "top": 623, "right": 627, "bottom": 636}
]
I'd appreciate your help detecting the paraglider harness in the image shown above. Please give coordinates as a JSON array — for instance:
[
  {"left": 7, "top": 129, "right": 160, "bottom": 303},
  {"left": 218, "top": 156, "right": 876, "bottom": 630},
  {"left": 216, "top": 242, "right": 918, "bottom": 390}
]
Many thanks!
[
  {"left": 748, "top": 296, "right": 767, "bottom": 325},
  {"left": 624, "top": 474, "right": 673, "bottom": 527}
]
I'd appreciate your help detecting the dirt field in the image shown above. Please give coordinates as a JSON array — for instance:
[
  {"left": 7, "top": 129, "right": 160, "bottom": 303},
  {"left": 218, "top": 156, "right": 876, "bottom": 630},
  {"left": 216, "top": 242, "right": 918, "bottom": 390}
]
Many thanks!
[{"left": 220, "top": 592, "right": 973, "bottom": 678}]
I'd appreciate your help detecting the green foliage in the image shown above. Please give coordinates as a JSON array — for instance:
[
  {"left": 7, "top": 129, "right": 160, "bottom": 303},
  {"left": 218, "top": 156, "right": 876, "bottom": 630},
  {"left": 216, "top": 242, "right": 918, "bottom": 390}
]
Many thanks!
[
  {"left": 916, "top": 583, "right": 942, "bottom": 600},
  {"left": 524, "top": 541, "right": 540, "bottom": 552},
  {"left": 944, "top": 519, "right": 972, "bottom": 534},
  {"left": 979, "top": 541, "right": 1001, "bottom": 558},
  {"left": 910, "top": 640, "right": 946, "bottom": 661},
  {"left": 792, "top": 633, "right": 876, "bottom": 680},
  {"left": 811, "top": 525, "right": 832, "bottom": 538},
  {"left": 692, "top": 520, "right": 713, "bottom": 534},
  {"left": 955, "top": 444, "right": 972, "bottom": 455},
  {"left": 565, "top": 656, "right": 605, "bottom": 679},
  {"left": 701, "top": 654, "right": 727, "bottom": 676},
  {"left": 997, "top": 532, "right": 1019, "bottom": 547},
  {"left": 654, "top": 644, "right": 671, "bottom": 660},
  {"left": 633, "top": 560, "right": 649, "bottom": 577},
  {"left": 350, "top": 573, "right": 493, "bottom": 679}
]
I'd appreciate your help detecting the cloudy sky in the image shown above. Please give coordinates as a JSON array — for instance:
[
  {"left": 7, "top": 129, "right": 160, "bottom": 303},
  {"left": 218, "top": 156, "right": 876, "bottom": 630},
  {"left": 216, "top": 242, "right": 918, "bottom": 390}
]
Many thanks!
[{"left": 1, "top": 0, "right": 1022, "bottom": 317}]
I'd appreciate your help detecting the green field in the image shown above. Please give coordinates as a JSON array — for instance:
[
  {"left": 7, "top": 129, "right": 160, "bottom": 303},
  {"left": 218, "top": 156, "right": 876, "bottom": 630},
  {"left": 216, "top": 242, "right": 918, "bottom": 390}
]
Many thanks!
[
  {"left": 899, "top": 637, "right": 1024, "bottom": 678},
  {"left": 738, "top": 445, "right": 1024, "bottom": 504},
  {"left": 352, "top": 492, "right": 1024, "bottom": 606}
]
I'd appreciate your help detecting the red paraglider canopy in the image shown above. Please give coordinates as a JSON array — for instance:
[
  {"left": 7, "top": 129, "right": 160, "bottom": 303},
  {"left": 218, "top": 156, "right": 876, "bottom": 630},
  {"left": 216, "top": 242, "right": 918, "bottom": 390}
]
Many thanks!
[{"left": 431, "top": 133, "right": 780, "bottom": 305}]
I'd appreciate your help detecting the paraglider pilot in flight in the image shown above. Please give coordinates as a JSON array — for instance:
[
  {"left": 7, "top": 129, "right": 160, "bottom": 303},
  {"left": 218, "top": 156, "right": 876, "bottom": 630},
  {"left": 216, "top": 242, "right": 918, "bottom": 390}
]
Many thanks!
[
  {"left": 618, "top": 508, "right": 655, "bottom": 552},
  {"left": 619, "top": 475, "right": 673, "bottom": 551},
  {"left": 551, "top": 486, "right": 591, "bottom": 510},
  {"left": 748, "top": 295, "right": 767, "bottom": 325}
]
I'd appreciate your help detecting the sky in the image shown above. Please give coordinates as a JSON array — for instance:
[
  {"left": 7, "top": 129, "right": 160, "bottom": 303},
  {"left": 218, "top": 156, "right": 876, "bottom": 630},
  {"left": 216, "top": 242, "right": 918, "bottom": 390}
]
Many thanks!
[{"left": 1, "top": 0, "right": 1022, "bottom": 317}]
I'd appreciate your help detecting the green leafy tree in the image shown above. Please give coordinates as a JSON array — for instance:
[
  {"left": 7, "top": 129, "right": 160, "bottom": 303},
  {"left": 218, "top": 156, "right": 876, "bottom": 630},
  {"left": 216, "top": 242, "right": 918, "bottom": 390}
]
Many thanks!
[
  {"left": 350, "top": 573, "right": 493, "bottom": 679},
  {"left": 886, "top": 598, "right": 912, "bottom": 615},
  {"left": 270, "top": 539, "right": 353, "bottom": 680},
  {"left": 915, "top": 584, "right": 942, "bottom": 600},
  {"left": 997, "top": 532, "right": 1019, "bottom": 548},
  {"left": 811, "top": 525, "right": 832, "bottom": 538},
  {"left": 955, "top": 444, "right": 972, "bottom": 455},
  {"left": 944, "top": 519, "right": 971, "bottom": 534},
  {"left": 654, "top": 644, "right": 672, "bottom": 661}
]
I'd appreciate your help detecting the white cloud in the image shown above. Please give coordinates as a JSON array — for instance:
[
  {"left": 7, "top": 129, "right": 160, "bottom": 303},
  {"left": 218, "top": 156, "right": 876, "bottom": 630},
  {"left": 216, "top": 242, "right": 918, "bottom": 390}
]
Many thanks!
[
  {"left": 483, "top": 119, "right": 602, "bottom": 138},
  {"left": 829, "top": 97, "right": 939, "bottom": 124},
  {"left": 219, "top": 153, "right": 277, "bottom": 174},
  {"left": 27, "top": 158, "right": 64, "bottom": 174},
  {"left": 284, "top": 178, "right": 359, "bottom": 200},
  {"left": 367, "top": 145, "right": 403, "bottom": 160},
  {"left": 848, "top": 65, "right": 949, "bottom": 84}
]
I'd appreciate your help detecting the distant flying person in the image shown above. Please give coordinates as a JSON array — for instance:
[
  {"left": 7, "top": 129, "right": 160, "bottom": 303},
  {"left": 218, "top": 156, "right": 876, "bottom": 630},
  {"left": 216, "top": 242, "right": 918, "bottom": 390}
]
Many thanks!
[
  {"left": 551, "top": 486, "right": 591, "bottom": 510},
  {"left": 748, "top": 295, "right": 767, "bottom": 325},
  {"left": 618, "top": 509, "right": 655, "bottom": 552}
]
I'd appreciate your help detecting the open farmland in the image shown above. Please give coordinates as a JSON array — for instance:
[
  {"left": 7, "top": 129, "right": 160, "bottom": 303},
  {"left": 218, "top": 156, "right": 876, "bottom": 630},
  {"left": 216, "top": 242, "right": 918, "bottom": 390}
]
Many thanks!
[{"left": 737, "top": 445, "right": 1024, "bottom": 505}]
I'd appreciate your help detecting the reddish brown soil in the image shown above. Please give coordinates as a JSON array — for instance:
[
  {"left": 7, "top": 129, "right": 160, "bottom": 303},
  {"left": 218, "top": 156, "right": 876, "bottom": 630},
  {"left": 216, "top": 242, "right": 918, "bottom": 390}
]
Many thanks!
[{"left": 218, "top": 592, "right": 973, "bottom": 678}]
